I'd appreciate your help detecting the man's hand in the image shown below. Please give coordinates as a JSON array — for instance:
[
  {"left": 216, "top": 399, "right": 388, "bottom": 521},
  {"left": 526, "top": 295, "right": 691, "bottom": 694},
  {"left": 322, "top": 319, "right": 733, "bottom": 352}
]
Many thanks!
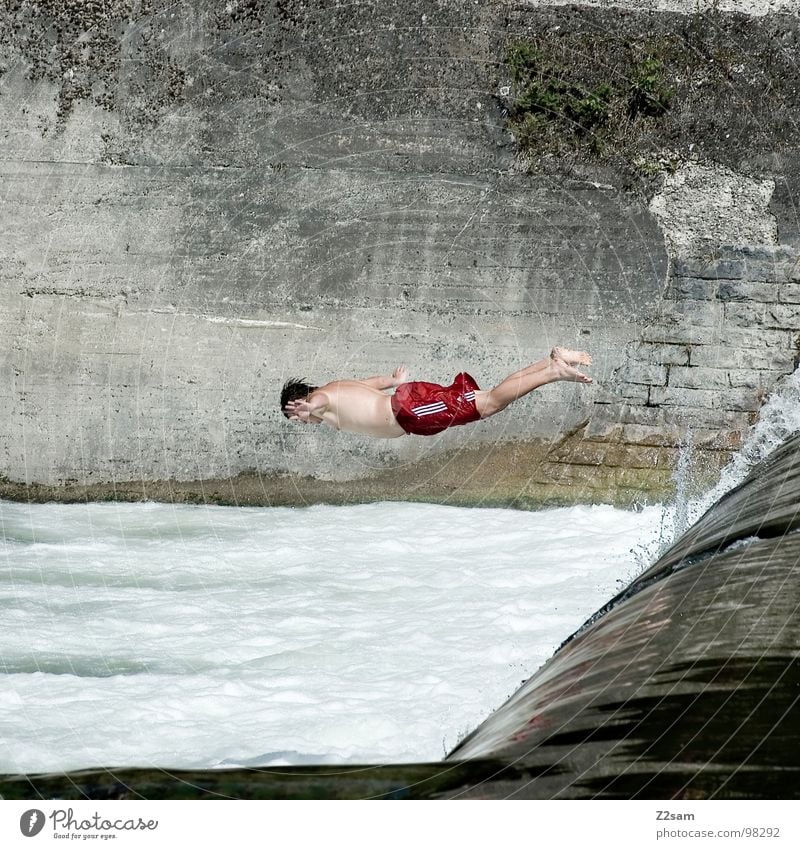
[
  {"left": 392, "top": 365, "right": 410, "bottom": 386},
  {"left": 284, "top": 394, "right": 327, "bottom": 423}
]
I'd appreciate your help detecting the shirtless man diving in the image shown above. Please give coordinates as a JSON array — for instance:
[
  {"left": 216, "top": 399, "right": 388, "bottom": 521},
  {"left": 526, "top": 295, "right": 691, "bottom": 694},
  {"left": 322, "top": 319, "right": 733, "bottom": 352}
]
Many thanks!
[{"left": 280, "top": 347, "right": 592, "bottom": 439}]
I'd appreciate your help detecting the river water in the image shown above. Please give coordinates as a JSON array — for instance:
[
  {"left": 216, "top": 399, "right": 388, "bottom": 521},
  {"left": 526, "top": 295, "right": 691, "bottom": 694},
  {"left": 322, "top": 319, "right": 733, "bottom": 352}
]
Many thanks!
[{"left": 0, "top": 499, "right": 664, "bottom": 773}]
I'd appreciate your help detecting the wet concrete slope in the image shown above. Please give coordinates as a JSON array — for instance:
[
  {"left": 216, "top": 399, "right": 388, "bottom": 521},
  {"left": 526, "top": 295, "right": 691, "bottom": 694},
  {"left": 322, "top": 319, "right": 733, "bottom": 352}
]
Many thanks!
[{"left": 446, "top": 432, "right": 800, "bottom": 798}]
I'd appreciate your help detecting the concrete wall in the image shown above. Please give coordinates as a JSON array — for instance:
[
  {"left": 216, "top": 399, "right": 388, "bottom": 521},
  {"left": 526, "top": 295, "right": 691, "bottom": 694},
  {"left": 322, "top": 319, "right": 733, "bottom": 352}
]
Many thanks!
[{"left": 1, "top": 1, "right": 800, "bottom": 505}]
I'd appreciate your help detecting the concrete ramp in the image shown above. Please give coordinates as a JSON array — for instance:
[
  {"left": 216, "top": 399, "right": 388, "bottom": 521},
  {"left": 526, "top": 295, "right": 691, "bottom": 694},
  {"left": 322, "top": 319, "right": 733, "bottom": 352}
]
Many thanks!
[{"left": 448, "top": 432, "right": 800, "bottom": 797}]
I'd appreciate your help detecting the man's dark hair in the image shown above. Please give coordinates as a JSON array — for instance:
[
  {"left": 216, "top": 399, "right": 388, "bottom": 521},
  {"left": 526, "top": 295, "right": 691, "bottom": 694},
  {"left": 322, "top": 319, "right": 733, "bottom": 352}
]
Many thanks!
[{"left": 280, "top": 378, "right": 318, "bottom": 417}]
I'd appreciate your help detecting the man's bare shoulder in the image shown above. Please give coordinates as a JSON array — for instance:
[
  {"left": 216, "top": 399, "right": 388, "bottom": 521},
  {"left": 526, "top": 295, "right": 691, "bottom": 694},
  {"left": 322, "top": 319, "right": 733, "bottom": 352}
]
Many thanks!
[{"left": 319, "top": 379, "right": 382, "bottom": 390}]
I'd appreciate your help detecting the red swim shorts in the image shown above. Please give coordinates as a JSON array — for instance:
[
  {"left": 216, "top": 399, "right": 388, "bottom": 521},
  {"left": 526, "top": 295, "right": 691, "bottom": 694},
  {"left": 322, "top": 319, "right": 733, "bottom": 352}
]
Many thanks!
[{"left": 390, "top": 372, "right": 482, "bottom": 436}]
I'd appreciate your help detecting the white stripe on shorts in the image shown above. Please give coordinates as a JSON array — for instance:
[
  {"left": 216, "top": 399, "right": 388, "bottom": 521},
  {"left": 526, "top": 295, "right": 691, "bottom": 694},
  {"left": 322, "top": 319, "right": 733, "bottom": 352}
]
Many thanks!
[{"left": 411, "top": 402, "right": 448, "bottom": 416}]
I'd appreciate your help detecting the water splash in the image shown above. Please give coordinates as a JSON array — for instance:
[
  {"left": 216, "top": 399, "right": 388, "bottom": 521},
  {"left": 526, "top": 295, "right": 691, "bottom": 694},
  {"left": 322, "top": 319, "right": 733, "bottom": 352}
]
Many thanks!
[
  {"left": 632, "top": 365, "right": 800, "bottom": 569},
  {"left": 670, "top": 426, "right": 695, "bottom": 540},
  {"left": 630, "top": 427, "right": 695, "bottom": 570},
  {"left": 701, "top": 366, "right": 800, "bottom": 509}
]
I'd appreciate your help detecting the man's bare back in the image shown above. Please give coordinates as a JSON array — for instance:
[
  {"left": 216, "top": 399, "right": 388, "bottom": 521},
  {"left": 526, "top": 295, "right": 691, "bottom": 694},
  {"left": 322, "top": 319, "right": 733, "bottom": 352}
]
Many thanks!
[{"left": 281, "top": 348, "right": 592, "bottom": 439}]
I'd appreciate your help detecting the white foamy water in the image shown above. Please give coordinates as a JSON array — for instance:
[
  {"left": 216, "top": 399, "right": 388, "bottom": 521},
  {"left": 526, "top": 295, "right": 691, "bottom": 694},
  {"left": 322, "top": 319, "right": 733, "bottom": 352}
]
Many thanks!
[
  {"left": 704, "top": 367, "right": 800, "bottom": 504},
  {"left": 644, "top": 367, "right": 800, "bottom": 556},
  {"left": 0, "top": 499, "right": 663, "bottom": 774}
]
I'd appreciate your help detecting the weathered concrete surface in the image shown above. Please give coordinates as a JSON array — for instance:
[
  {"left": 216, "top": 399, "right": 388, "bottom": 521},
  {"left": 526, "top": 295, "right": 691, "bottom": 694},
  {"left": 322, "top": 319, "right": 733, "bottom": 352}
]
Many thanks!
[
  {"left": 3, "top": 431, "right": 799, "bottom": 799},
  {"left": 1, "top": 1, "right": 800, "bottom": 505},
  {"left": 525, "top": 0, "right": 799, "bottom": 14},
  {"left": 0, "top": 0, "right": 671, "bottom": 503},
  {"left": 0, "top": 759, "right": 508, "bottom": 800},
  {"left": 0, "top": 158, "right": 665, "bottom": 487}
]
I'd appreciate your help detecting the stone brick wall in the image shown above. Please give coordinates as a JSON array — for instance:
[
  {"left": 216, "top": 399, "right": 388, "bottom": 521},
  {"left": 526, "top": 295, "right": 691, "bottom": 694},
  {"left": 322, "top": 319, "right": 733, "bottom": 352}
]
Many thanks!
[{"left": 574, "top": 245, "right": 800, "bottom": 500}]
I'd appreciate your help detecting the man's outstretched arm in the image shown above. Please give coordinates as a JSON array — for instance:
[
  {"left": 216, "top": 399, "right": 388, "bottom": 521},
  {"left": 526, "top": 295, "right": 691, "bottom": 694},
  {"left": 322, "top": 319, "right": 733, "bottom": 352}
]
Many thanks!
[{"left": 359, "top": 366, "right": 409, "bottom": 390}]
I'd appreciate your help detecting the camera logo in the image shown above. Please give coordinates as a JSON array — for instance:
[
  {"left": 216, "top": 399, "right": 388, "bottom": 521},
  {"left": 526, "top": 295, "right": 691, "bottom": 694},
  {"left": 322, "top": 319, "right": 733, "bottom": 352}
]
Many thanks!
[{"left": 19, "top": 810, "right": 46, "bottom": 838}]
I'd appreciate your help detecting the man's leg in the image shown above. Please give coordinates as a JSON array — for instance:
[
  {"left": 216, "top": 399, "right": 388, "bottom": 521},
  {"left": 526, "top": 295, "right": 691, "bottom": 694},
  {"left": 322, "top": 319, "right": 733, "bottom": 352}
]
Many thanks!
[{"left": 474, "top": 347, "right": 592, "bottom": 419}]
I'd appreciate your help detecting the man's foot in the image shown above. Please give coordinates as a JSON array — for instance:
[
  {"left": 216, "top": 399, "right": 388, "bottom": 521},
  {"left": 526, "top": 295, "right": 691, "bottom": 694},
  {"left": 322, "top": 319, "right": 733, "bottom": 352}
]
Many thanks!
[
  {"left": 551, "top": 346, "right": 592, "bottom": 367},
  {"left": 551, "top": 355, "right": 593, "bottom": 384}
]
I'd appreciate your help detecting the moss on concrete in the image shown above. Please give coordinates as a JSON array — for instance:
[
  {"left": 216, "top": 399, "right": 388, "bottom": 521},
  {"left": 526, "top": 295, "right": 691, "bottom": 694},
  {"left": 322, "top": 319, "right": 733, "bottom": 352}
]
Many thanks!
[{"left": 495, "top": 5, "right": 800, "bottom": 192}]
